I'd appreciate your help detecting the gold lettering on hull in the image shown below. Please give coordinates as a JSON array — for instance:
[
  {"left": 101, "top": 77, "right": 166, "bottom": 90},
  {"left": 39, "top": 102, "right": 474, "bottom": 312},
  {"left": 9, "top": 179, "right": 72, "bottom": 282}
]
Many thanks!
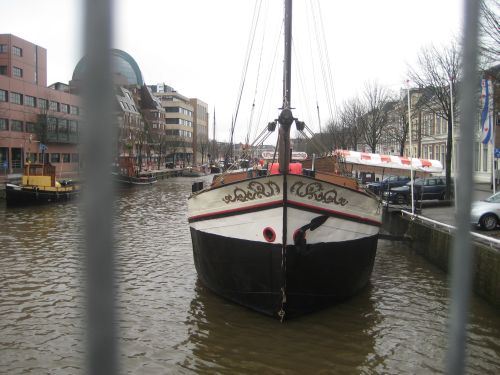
[
  {"left": 222, "top": 181, "right": 281, "bottom": 204},
  {"left": 290, "top": 181, "right": 348, "bottom": 206}
]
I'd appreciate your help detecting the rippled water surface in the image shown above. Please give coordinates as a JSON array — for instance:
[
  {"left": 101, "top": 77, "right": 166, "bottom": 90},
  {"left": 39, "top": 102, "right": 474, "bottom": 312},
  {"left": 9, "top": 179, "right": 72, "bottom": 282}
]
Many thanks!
[{"left": 1, "top": 175, "right": 499, "bottom": 374}]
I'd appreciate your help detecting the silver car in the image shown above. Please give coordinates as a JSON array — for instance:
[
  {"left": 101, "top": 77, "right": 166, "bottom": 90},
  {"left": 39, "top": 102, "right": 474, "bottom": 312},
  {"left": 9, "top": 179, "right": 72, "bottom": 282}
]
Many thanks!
[{"left": 471, "top": 192, "right": 500, "bottom": 230}]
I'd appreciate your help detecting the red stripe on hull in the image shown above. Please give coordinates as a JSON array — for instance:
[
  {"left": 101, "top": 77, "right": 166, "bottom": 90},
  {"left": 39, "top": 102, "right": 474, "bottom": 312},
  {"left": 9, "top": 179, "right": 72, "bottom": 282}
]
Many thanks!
[
  {"left": 188, "top": 200, "right": 283, "bottom": 222},
  {"left": 287, "top": 200, "right": 382, "bottom": 226},
  {"left": 189, "top": 198, "right": 381, "bottom": 226}
]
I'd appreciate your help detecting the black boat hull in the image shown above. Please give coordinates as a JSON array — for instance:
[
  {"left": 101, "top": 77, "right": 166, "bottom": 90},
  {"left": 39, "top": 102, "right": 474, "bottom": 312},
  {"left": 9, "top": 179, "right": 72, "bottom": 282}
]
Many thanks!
[
  {"left": 5, "top": 185, "right": 79, "bottom": 206},
  {"left": 190, "top": 227, "right": 378, "bottom": 319}
]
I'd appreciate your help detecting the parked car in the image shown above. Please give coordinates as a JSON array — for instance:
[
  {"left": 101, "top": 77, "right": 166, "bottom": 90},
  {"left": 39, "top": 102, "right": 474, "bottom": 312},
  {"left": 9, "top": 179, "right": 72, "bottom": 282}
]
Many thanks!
[
  {"left": 383, "top": 177, "right": 451, "bottom": 204},
  {"left": 367, "top": 175, "right": 411, "bottom": 195},
  {"left": 471, "top": 191, "right": 500, "bottom": 230}
]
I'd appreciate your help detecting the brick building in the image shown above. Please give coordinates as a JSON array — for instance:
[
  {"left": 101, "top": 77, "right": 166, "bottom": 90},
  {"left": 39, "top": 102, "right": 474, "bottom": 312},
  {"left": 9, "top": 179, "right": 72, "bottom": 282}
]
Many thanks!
[{"left": 0, "top": 34, "right": 81, "bottom": 176}]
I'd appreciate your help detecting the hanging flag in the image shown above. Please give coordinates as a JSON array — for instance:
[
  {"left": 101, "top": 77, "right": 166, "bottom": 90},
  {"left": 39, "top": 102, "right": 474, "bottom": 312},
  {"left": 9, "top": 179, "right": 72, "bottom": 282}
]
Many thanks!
[{"left": 480, "top": 79, "right": 493, "bottom": 144}]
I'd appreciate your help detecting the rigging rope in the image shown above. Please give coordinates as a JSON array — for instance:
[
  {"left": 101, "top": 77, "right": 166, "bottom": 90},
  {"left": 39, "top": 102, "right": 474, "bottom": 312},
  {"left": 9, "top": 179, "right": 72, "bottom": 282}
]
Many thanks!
[
  {"left": 253, "top": 21, "right": 283, "bottom": 144},
  {"left": 306, "top": 0, "right": 321, "bottom": 133},
  {"left": 292, "top": 41, "right": 314, "bottom": 128},
  {"left": 245, "top": 0, "right": 269, "bottom": 146},
  {"left": 228, "top": 0, "right": 263, "bottom": 157},
  {"left": 310, "top": 0, "right": 337, "bottom": 128}
]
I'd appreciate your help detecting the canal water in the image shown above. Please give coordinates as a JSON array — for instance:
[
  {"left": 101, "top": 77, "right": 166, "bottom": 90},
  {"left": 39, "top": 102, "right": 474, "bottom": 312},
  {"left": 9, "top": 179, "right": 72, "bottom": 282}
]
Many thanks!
[{"left": 1, "top": 175, "right": 499, "bottom": 374}]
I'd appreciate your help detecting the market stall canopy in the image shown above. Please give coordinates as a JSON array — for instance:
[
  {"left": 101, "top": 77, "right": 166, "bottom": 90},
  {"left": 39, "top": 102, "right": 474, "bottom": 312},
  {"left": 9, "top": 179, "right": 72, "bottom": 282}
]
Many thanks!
[{"left": 335, "top": 149, "right": 443, "bottom": 176}]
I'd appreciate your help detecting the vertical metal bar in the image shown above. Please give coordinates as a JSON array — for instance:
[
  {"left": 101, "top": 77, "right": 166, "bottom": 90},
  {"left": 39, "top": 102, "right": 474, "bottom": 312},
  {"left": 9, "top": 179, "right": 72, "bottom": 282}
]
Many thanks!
[
  {"left": 82, "top": 0, "right": 116, "bottom": 374},
  {"left": 492, "top": 86, "right": 496, "bottom": 194},
  {"left": 446, "top": 0, "right": 481, "bottom": 374},
  {"left": 407, "top": 85, "right": 415, "bottom": 214}
]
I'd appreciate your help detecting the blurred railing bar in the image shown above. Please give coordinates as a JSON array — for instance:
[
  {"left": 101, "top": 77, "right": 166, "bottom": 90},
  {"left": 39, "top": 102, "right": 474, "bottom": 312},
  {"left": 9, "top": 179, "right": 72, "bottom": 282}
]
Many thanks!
[
  {"left": 446, "top": 0, "right": 481, "bottom": 374},
  {"left": 82, "top": 0, "right": 116, "bottom": 374}
]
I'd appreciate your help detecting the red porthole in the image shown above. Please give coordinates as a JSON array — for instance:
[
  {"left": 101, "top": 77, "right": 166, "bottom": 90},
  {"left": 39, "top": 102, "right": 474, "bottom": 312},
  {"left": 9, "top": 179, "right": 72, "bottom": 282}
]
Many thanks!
[{"left": 263, "top": 227, "right": 276, "bottom": 242}]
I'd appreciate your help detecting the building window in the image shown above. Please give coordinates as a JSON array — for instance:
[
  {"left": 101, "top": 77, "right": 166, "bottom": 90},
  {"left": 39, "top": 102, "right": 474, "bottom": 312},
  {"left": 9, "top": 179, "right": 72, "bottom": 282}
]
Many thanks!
[
  {"left": 58, "top": 118, "right": 68, "bottom": 130},
  {"left": 10, "top": 92, "right": 22, "bottom": 105},
  {"left": 0, "top": 44, "right": 7, "bottom": 53},
  {"left": 58, "top": 119, "right": 68, "bottom": 141},
  {"left": 38, "top": 153, "right": 48, "bottom": 163},
  {"left": 12, "top": 46, "right": 22, "bottom": 57},
  {"left": 0, "top": 65, "right": 6, "bottom": 75},
  {"left": 49, "top": 101, "right": 59, "bottom": 111},
  {"left": 47, "top": 117, "right": 57, "bottom": 132},
  {"left": 60, "top": 103, "right": 69, "bottom": 113},
  {"left": 50, "top": 153, "right": 61, "bottom": 163},
  {"left": 10, "top": 120, "right": 23, "bottom": 132},
  {"left": 25, "top": 95, "right": 36, "bottom": 107},
  {"left": 38, "top": 98, "right": 48, "bottom": 109},
  {"left": 13, "top": 66, "right": 23, "bottom": 77},
  {"left": 62, "top": 153, "right": 71, "bottom": 163},
  {"left": 70, "top": 105, "right": 79, "bottom": 115},
  {"left": 0, "top": 90, "right": 7, "bottom": 102},
  {"left": 0, "top": 118, "right": 7, "bottom": 131},
  {"left": 69, "top": 120, "right": 78, "bottom": 133},
  {"left": 26, "top": 122, "right": 36, "bottom": 133}
]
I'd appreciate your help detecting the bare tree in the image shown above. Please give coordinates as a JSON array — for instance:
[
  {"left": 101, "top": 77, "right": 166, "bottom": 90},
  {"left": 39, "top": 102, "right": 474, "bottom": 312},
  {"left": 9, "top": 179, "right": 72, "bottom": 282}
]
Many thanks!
[
  {"left": 152, "top": 131, "right": 169, "bottom": 169},
  {"left": 324, "top": 98, "right": 364, "bottom": 153},
  {"left": 381, "top": 95, "right": 411, "bottom": 157},
  {"left": 358, "top": 81, "right": 392, "bottom": 153},
  {"left": 339, "top": 97, "right": 364, "bottom": 151},
  {"left": 408, "top": 42, "right": 461, "bottom": 199},
  {"left": 198, "top": 137, "right": 210, "bottom": 164},
  {"left": 478, "top": 0, "right": 500, "bottom": 66}
]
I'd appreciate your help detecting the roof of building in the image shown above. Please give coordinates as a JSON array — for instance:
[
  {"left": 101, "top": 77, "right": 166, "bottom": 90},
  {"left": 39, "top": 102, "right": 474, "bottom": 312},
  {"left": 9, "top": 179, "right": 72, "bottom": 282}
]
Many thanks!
[{"left": 72, "top": 49, "right": 144, "bottom": 86}]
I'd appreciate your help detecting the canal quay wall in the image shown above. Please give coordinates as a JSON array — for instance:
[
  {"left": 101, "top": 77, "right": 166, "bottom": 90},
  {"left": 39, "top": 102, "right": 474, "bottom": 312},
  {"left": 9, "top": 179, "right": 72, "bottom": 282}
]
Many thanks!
[{"left": 383, "top": 201, "right": 500, "bottom": 310}]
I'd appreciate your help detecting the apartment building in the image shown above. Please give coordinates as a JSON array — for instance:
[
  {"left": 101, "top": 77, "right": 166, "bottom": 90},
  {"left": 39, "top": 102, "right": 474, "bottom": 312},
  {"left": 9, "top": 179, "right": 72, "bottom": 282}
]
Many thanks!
[
  {"left": 190, "top": 98, "right": 209, "bottom": 164},
  {"left": 0, "top": 34, "right": 81, "bottom": 176},
  {"left": 151, "top": 83, "right": 194, "bottom": 165}
]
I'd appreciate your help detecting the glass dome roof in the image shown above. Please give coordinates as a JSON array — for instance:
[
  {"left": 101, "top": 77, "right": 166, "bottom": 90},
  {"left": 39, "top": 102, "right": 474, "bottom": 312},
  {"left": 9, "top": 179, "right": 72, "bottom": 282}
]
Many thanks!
[{"left": 72, "top": 49, "right": 144, "bottom": 86}]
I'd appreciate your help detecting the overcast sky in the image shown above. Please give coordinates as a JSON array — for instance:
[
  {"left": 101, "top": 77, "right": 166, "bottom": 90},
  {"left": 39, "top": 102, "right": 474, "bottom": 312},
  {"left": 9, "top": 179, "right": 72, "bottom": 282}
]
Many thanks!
[{"left": 3, "top": 0, "right": 463, "bottom": 143}]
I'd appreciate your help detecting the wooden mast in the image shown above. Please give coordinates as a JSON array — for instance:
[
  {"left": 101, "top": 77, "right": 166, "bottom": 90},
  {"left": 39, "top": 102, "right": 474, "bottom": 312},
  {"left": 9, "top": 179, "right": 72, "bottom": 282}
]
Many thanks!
[
  {"left": 277, "top": 0, "right": 293, "bottom": 322},
  {"left": 278, "top": 0, "right": 293, "bottom": 174}
]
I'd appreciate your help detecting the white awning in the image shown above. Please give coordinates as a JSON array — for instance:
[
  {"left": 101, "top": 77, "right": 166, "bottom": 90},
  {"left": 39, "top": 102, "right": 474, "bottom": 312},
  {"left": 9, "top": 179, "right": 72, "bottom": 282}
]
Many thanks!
[{"left": 335, "top": 149, "right": 443, "bottom": 174}]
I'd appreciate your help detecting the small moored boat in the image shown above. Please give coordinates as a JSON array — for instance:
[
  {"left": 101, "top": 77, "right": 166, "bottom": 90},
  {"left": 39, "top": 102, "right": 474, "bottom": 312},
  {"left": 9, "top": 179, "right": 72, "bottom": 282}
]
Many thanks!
[
  {"left": 112, "top": 156, "right": 158, "bottom": 186},
  {"left": 5, "top": 162, "right": 80, "bottom": 205}
]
